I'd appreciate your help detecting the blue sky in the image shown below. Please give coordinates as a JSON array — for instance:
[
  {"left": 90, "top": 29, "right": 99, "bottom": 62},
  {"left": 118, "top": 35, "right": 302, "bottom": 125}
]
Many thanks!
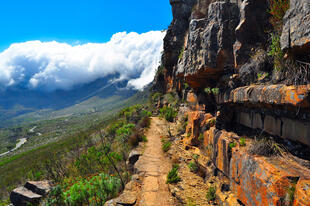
[
  {"left": 0, "top": 0, "right": 172, "bottom": 51},
  {"left": 0, "top": 1, "right": 171, "bottom": 91}
]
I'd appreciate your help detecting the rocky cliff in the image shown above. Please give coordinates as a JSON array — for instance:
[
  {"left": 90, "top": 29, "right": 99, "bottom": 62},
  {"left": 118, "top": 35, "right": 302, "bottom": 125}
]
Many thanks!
[{"left": 154, "top": 0, "right": 310, "bottom": 205}]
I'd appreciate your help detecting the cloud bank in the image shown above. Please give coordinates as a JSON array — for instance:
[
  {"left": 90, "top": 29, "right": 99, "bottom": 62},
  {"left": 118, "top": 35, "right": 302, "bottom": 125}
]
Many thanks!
[{"left": 0, "top": 31, "right": 165, "bottom": 91}]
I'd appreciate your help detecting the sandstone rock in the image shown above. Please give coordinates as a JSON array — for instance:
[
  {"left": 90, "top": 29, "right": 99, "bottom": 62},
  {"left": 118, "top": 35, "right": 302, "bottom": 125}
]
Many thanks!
[
  {"left": 104, "top": 199, "right": 117, "bottom": 206},
  {"left": 281, "top": 0, "right": 310, "bottom": 55},
  {"left": 294, "top": 179, "right": 310, "bottom": 206},
  {"left": 230, "top": 149, "right": 310, "bottom": 206},
  {"left": 116, "top": 190, "right": 137, "bottom": 205},
  {"left": 185, "top": 111, "right": 213, "bottom": 146},
  {"left": 24, "top": 180, "right": 52, "bottom": 196},
  {"left": 179, "top": 1, "right": 239, "bottom": 89},
  {"left": 128, "top": 150, "right": 142, "bottom": 166},
  {"left": 204, "top": 128, "right": 237, "bottom": 176},
  {"left": 10, "top": 186, "right": 42, "bottom": 206},
  {"left": 104, "top": 191, "right": 137, "bottom": 206},
  {"left": 233, "top": 0, "right": 270, "bottom": 68},
  {"left": 216, "top": 84, "right": 310, "bottom": 108}
]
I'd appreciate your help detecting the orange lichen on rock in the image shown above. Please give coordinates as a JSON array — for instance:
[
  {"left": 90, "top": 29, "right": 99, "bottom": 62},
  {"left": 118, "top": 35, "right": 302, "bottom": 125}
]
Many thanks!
[
  {"left": 185, "top": 111, "right": 213, "bottom": 146},
  {"left": 230, "top": 149, "right": 310, "bottom": 206},
  {"left": 294, "top": 179, "right": 310, "bottom": 206},
  {"left": 217, "top": 84, "right": 310, "bottom": 108}
]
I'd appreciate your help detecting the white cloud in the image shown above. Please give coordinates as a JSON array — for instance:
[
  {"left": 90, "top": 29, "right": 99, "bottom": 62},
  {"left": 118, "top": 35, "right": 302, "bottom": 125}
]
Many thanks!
[{"left": 0, "top": 31, "right": 165, "bottom": 91}]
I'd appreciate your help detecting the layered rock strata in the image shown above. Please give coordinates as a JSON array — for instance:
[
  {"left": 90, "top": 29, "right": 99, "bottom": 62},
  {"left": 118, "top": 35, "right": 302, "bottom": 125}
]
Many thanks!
[{"left": 156, "top": 0, "right": 310, "bottom": 205}]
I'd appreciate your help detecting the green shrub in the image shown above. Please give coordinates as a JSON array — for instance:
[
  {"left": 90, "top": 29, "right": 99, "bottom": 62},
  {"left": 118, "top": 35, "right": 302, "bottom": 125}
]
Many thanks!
[
  {"left": 163, "top": 93, "right": 179, "bottom": 107},
  {"left": 204, "top": 87, "right": 211, "bottom": 94},
  {"left": 62, "top": 173, "right": 121, "bottom": 205},
  {"left": 151, "top": 92, "right": 163, "bottom": 103},
  {"left": 187, "top": 130, "right": 192, "bottom": 137},
  {"left": 268, "top": 0, "right": 289, "bottom": 32},
  {"left": 46, "top": 185, "right": 65, "bottom": 206},
  {"left": 257, "top": 72, "right": 269, "bottom": 80},
  {"left": 239, "top": 137, "right": 246, "bottom": 147},
  {"left": 268, "top": 33, "right": 284, "bottom": 71},
  {"left": 206, "top": 186, "right": 216, "bottom": 202},
  {"left": 160, "top": 106, "right": 177, "bottom": 122},
  {"left": 167, "top": 164, "right": 181, "bottom": 184},
  {"left": 184, "top": 83, "right": 190, "bottom": 89},
  {"left": 229, "top": 142, "right": 237, "bottom": 149},
  {"left": 0, "top": 199, "right": 11, "bottom": 206},
  {"left": 188, "top": 161, "right": 198, "bottom": 173},
  {"left": 211, "top": 88, "right": 219, "bottom": 95},
  {"left": 141, "top": 135, "right": 148, "bottom": 142},
  {"left": 178, "top": 47, "right": 184, "bottom": 59},
  {"left": 192, "top": 154, "right": 199, "bottom": 161},
  {"left": 162, "top": 139, "right": 172, "bottom": 152},
  {"left": 205, "top": 88, "right": 219, "bottom": 95}
]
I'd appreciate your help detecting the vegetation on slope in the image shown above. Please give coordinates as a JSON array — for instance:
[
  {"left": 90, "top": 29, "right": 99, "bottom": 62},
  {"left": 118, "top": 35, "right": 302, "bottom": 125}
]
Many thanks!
[{"left": 0, "top": 91, "right": 149, "bottom": 204}]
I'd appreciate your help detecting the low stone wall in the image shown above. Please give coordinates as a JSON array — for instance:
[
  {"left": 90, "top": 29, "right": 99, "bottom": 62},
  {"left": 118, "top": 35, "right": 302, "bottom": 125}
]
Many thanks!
[
  {"left": 215, "top": 84, "right": 310, "bottom": 147},
  {"left": 234, "top": 111, "right": 310, "bottom": 146}
]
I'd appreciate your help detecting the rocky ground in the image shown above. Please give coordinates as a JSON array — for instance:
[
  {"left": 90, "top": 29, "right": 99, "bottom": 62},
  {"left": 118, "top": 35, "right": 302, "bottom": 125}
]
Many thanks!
[{"left": 106, "top": 116, "right": 245, "bottom": 206}]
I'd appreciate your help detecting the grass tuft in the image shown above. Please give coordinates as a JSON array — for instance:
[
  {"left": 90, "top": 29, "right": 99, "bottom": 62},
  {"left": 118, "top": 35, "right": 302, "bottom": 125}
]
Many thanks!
[{"left": 166, "top": 164, "right": 181, "bottom": 184}]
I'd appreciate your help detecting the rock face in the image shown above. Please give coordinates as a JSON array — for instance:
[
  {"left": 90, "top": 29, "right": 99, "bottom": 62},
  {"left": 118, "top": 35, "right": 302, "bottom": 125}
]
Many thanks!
[
  {"left": 180, "top": 1, "right": 240, "bottom": 88},
  {"left": 216, "top": 84, "right": 310, "bottom": 108},
  {"left": 10, "top": 180, "right": 51, "bottom": 206},
  {"left": 281, "top": 0, "right": 310, "bottom": 54},
  {"left": 234, "top": 0, "right": 270, "bottom": 68},
  {"left": 230, "top": 149, "right": 310, "bottom": 206},
  {"left": 163, "top": 0, "right": 196, "bottom": 91},
  {"left": 155, "top": 0, "right": 310, "bottom": 205}
]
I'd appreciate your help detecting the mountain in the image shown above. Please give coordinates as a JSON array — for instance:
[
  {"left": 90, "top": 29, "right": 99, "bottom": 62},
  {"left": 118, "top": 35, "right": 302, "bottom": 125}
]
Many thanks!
[{"left": 0, "top": 75, "right": 137, "bottom": 126}]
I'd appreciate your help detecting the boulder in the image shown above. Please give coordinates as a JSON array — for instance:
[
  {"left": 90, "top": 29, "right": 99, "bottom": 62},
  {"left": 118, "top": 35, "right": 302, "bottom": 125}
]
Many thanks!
[
  {"left": 179, "top": 1, "right": 240, "bottom": 89},
  {"left": 281, "top": 0, "right": 310, "bottom": 55},
  {"left": 24, "top": 180, "right": 52, "bottom": 196},
  {"left": 116, "top": 190, "right": 137, "bottom": 205},
  {"left": 128, "top": 150, "right": 142, "bottom": 166},
  {"left": 10, "top": 186, "right": 42, "bottom": 206}
]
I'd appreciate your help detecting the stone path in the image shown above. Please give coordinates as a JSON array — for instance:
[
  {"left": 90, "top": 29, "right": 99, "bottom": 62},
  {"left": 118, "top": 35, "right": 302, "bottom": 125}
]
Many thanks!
[{"left": 134, "top": 117, "right": 175, "bottom": 206}]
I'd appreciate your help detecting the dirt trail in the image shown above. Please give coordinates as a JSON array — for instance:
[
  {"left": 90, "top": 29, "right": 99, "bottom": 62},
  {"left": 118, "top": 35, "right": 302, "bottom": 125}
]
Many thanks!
[{"left": 134, "top": 117, "right": 175, "bottom": 206}]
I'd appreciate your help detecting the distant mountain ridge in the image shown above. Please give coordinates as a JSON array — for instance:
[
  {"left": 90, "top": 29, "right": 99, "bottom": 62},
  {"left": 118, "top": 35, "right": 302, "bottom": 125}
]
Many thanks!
[{"left": 0, "top": 75, "right": 138, "bottom": 126}]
